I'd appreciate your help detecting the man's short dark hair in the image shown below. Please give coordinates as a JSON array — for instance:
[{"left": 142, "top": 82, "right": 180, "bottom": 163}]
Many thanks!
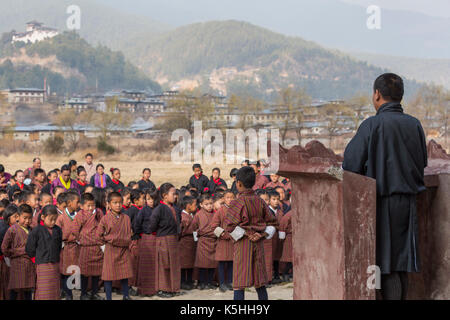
[
  {"left": 268, "top": 190, "right": 280, "bottom": 199},
  {"left": 107, "top": 191, "right": 122, "bottom": 203},
  {"left": 18, "top": 191, "right": 33, "bottom": 204},
  {"left": 18, "top": 204, "right": 33, "bottom": 215},
  {"left": 181, "top": 195, "right": 196, "bottom": 210},
  {"left": 373, "top": 73, "right": 404, "bottom": 102},
  {"left": 85, "top": 153, "right": 93, "bottom": 158},
  {"left": 192, "top": 163, "right": 202, "bottom": 171},
  {"left": 81, "top": 192, "right": 95, "bottom": 204},
  {"left": 236, "top": 166, "right": 256, "bottom": 189},
  {"left": 34, "top": 168, "right": 45, "bottom": 177}
]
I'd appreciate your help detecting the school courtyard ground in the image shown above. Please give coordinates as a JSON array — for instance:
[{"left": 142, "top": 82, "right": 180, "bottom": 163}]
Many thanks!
[{"left": 72, "top": 282, "right": 294, "bottom": 300}]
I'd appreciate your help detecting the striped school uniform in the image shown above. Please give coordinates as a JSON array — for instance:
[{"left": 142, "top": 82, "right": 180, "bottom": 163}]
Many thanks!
[
  {"left": 211, "top": 206, "right": 233, "bottom": 261},
  {"left": 224, "top": 189, "right": 279, "bottom": 290},
  {"left": 279, "top": 211, "right": 293, "bottom": 263},
  {"left": 156, "top": 235, "right": 180, "bottom": 292},
  {"left": 71, "top": 209, "right": 104, "bottom": 276},
  {"left": 134, "top": 206, "right": 157, "bottom": 295},
  {"left": 125, "top": 205, "right": 141, "bottom": 287},
  {"left": 0, "top": 257, "right": 9, "bottom": 300},
  {"left": 95, "top": 211, "right": 133, "bottom": 281},
  {"left": 56, "top": 211, "right": 80, "bottom": 275},
  {"left": 192, "top": 208, "right": 217, "bottom": 269},
  {"left": 35, "top": 263, "right": 60, "bottom": 300},
  {"left": 179, "top": 210, "right": 196, "bottom": 269},
  {"left": 270, "top": 206, "right": 284, "bottom": 261},
  {"left": 0, "top": 221, "right": 10, "bottom": 300},
  {"left": 1, "top": 224, "right": 36, "bottom": 290}
]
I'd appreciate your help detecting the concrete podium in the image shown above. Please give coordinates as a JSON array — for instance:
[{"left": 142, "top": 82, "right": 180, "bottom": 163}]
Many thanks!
[
  {"left": 274, "top": 140, "right": 450, "bottom": 300},
  {"left": 276, "top": 141, "right": 376, "bottom": 299},
  {"left": 409, "top": 140, "right": 450, "bottom": 299}
]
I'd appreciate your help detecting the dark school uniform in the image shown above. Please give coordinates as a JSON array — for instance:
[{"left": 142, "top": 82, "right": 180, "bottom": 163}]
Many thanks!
[
  {"left": 41, "top": 183, "right": 52, "bottom": 195},
  {"left": 137, "top": 179, "right": 156, "bottom": 191},
  {"left": 343, "top": 102, "right": 427, "bottom": 274},
  {"left": 108, "top": 179, "right": 125, "bottom": 193},
  {"left": 76, "top": 181, "right": 88, "bottom": 194},
  {"left": 231, "top": 181, "right": 238, "bottom": 195},
  {"left": 8, "top": 183, "right": 24, "bottom": 201},
  {"left": 147, "top": 202, "right": 181, "bottom": 293},
  {"left": 189, "top": 174, "right": 210, "bottom": 193},
  {"left": 25, "top": 224, "right": 62, "bottom": 300},
  {"left": 207, "top": 177, "right": 228, "bottom": 194}
]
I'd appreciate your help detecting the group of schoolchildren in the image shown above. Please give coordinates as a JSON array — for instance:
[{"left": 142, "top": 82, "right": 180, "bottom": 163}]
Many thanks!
[{"left": 0, "top": 154, "right": 293, "bottom": 300}]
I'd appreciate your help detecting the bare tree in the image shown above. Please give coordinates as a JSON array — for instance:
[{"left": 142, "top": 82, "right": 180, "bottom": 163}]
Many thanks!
[
  {"left": 320, "top": 103, "right": 354, "bottom": 149},
  {"left": 54, "top": 109, "right": 81, "bottom": 151},
  {"left": 158, "top": 90, "right": 194, "bottom": 133},
  {"left": 84, "top": 97, "right": 133, "bottom": 141},
  {"left": 347, "top": 93, "right": 371, "bottom": 131},
  {"left": 276, "top": 88, "right": 311, "bottom": 146},
  {"left": 406, "top": 85, "right": 448, "bottom": 141}
]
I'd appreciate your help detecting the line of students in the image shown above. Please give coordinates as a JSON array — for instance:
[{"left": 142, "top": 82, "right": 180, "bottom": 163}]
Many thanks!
[{"left": 0, "top": 160, "right": 293, "bottom": 300}]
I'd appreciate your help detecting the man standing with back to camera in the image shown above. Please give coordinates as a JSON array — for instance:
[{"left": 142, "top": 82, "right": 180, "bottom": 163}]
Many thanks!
[{"left": 343, "top": 73, "right": 428, "bottom": 300}]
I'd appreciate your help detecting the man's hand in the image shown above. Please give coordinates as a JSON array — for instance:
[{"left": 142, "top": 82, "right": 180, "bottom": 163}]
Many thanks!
[{"left": 249, "top": 232, "right": 264, "bottom": 242}]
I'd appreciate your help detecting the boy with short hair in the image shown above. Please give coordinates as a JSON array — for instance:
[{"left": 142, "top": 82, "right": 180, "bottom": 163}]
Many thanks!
[
  {"left": 56, "top": 191, "right": 81, "bottom": 300},
  {"left": 211, "top": 190, "right": 235, "bottom": 292},
  {"left": 71, "top": 193, "right": 104, "bottom": 300},
  {"left": 32, "top": 168, "right": 46, "bottom": 193},
  {"left": 1, "top": 204, "right": 35, "bottom": 300},
  {"left": 224, "top": 166, "right": 278, "bottom": 300},
  {"left": 96, "top": 192, "right": 133, "bottom": 300},
  {"left": 267, "top": 190, "right": 284, "bottom": 285},
  {"left": 179, "top": 196, "right": 197, "bottom": 291},
  {"left": 189, "top": 164, "right": 210, "bottom": 194},
  {"left": 192, "top": 193, "right": 217, "bottom": 290}
]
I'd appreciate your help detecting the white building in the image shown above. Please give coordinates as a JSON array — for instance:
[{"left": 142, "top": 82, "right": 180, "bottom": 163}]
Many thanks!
[
  {"left": 8, "top": 88, "right": 45, "bottom": 104},
  {"left": 12, "top": 21, "right": 59, "bottom": 44}
]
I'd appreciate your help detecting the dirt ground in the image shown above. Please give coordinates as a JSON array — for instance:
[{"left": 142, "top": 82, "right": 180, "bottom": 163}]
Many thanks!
[{"left": 69, "top": 281, "right": 294, "bottom": 300}]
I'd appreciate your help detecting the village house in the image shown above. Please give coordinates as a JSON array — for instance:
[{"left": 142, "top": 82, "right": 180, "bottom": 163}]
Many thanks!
[
  {"left": 58, "top": 98, "right": 92, "bottom": 113},
  {"left": 7, "top": 88, "right": 45, "bottom": 104}
]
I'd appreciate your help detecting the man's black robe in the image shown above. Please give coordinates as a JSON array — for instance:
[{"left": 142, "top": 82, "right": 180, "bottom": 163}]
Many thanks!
[{"left": 343, "top": 102, "right": 427, "bottom": 274}]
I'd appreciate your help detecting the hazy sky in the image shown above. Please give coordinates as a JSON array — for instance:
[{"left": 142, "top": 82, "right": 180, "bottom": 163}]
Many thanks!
[{"left": 341, "top": 0, "right": 450, "bottom": 18}]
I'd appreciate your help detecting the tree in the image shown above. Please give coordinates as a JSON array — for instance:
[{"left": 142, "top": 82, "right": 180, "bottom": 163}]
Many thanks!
[
  {"left": 158, "top": 91, "right": 195, "bottom": 133},
  {"left": 54, "top": 109, "right": 81, "bottom": 151},
  {"left": 275, "top": 87, "right": 311, "bottom": 146},
  {"left": 320, "top": 103, "right": 354, "bottom": 149},
  {"left": 406, "top": 85, "right": 449, "bottom": 143},
  {"left": 235, "top": 94, "right": 265, "bottom": 131},
  {"left": 347, "top": 93, "right": 371, "bottom": 131},
  {"left": 84, "top": 97, "right": 132, "bottom": 141}
]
